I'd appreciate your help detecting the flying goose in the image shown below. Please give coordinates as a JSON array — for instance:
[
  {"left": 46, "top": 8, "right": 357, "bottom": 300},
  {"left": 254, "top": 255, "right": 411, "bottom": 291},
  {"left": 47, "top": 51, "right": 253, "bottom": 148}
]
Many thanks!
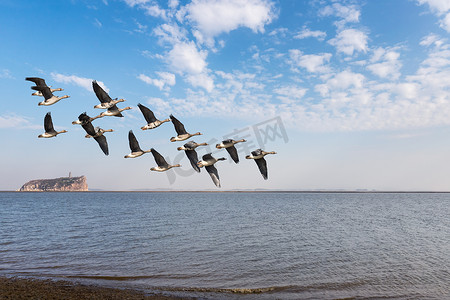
[
  {"left": 77, "top": 112, "right": 111, "bottom": 155},
  {"left": 124, "top": 130, "right": 151, "bottom": 158},
  {"left": 25, "top": 77, "right": 63, "bottom": 96},
  {"left": 93, "top": 104, "right": 132, "bottom": 118},
  {"left": 72, "top": 113, "right": 102, "bottom": 125},
  {"left": 38, "top": 112, "right": 67, "bottom": 138},
  {"left": 177, "top": 140, "right": 208, "bottom": 172},
  {"left": 245, "top": 149, "right": 277, "bottom": 180},
  {"left": 197, "top": 153, "right": 226, "bottom": 187},
  {"left": 170, "top": 114, "right": 201, "bottom": 142},
  {"left": 216, "top": 139, "right": 246, "bottom": 163},
  {"left": 84, "top": 127, "right": 114, "bottom": 138},
  {"left": 138, "top": 103, "right": 170, "bottom": 130},
  {"left": 150, "top": 148, "right": 181, "bottom": 172},
  {"left": 31, "top": 86, "right": 70, "bottom": 106},
  {"left": 92, "top": 80, "right": 125, "bottom": 109}
]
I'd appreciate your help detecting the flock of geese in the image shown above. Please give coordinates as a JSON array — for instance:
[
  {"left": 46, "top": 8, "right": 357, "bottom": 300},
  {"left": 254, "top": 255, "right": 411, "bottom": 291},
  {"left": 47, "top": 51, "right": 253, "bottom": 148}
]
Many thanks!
[{"left": 26, "top": 77, "right": 277, "bottom": 187}]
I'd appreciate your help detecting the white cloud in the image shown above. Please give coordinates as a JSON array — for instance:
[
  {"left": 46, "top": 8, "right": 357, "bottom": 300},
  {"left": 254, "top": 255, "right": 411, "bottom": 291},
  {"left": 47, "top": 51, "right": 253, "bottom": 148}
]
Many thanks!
[
  {"left": 182, "top": 0, "right": 275, "bottom": 46},
  {"left": 168, "top": 0, "right": 179, "bottom": 9},
  {"left": 94, "top": 18, "right": 102, "bottom": 28},
  {"left": 123, "top": 0, "right": 169, "bottom": 20},
  {"left": 0, "top": 69, "right": 13, "bottom": 79},
  {"left": 417, "top": 0, "right": 450, "bottom": 14},
  {"left": 51, "top": 73, "right": 108, "bottom": 92},
  {"left": 162, "top": 41, "right": 214, "bottom": 91},
  {"left": 294, "top": 28, "right": 326, "bottom": 41},
  {"left": 320, "top": 3, "right": 360, "bottom": 29},
  {"left": 315, "top": 70, "right": 365, "bottom": 96},
  {"left": 143, "top": 4, "right": 167, "bottom": 19},
  {"left": 123, "top": 0, "right": 150, "bottom": 7},
  {"left": 393, "top": 83, "right": 419, "bottom": 99},
  {"left": 153, "top": 23, "right": 187, "bottom": 45},
  {"left": 367, "top": 48, "right": 402, "bottom": 79},
  {"left": 289, "top": 50, "right": 332, "bottom": 73},
  {"left": 138, "top": 72, "right": 176, "bottom": 90},
  {"left": 420, "top": 33, "right": 445, "bottom": 47},
  {"left": 417, "top": 0, "right": 450, "bottom": 32},
  {"left": 328, "top": 29, "right": 368, "bottom": 56},
  {"left": 274, "top": 85, "right": 307, "bottom": 103},
  {"left": 186, "top": 73, "right": 214, "bottom": 92},
  {"left": 145, "top": 97, "right": 172, "bottom": 115},
  {"left": 167, "top": 41, "right": 208, "bottom": 74},
  {"left": 0, "top": 113, "right": 38, "bottom": 129},
  {"left": 441, "top": 12, "right": 450, "bottom": 32}
]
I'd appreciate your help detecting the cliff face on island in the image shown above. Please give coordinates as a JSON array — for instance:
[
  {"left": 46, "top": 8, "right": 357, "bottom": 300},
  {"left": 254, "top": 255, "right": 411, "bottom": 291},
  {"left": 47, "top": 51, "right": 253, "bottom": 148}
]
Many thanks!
[{"left": 18, "top": 176, "right": 88, "bottom": 192}]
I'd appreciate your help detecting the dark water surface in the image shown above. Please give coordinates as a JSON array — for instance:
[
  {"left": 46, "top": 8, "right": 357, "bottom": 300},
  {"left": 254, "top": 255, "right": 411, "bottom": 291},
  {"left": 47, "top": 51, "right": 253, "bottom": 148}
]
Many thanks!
[{"left": 0, "top": 192, "right": 449, "bottom": 299}]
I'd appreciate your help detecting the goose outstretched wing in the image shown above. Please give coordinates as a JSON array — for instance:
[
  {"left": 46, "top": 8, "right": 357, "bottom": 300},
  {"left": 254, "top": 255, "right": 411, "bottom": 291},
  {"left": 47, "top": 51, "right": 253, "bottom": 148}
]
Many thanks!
[
  {"left": 138, "top": 103, "right": 157, "bottom": 124},
  {"left": 94, "top": 135, "right": 109, "bottom": 156},
  {"left": 151, "top": 148, "right": 169, "bottom": 168},
  {"left": 185, "top": 149, "right": 200, "bottom": 173},
  {"left": 255, "top": 157, "right": 268, "bottom": 180},
  {"left": 78, "top": 113, "right": 96, "bottom": 137},
  {"left": 92, "top": 80, "right": 112, "bottom": 103},
  {"left": 225, "top": 145, "right": 239, "bottom": 163},
  {"left": 170, "top": 114, "right": 187, "bottom": 135},
  {"left": 26, "top": 77, "right": 47, "bottom": 87},
  {"left": 31, "top": 86, "right": 53, "bottom": 100},
  {"left": 205, "top": 165, "right": 221, "bottom": 187},
  {"left": 43, "top": 112, "right": 55, "bottom": 133},
  {"left": 128, "top": 130, "right": 142, "bottom": 152}
]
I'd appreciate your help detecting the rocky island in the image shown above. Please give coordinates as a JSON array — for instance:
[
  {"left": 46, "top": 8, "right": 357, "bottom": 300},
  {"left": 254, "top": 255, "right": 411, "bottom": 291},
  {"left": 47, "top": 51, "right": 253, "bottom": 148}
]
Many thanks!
[{"left": 18, "top": 175, "right": 88, "bottom": 192}]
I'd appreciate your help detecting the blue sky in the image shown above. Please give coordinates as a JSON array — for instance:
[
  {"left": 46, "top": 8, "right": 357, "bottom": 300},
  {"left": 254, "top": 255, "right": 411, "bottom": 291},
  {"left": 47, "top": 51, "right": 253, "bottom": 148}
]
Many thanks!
[{"left": 1, "top": 0, "right": 450, "bottom": 191}]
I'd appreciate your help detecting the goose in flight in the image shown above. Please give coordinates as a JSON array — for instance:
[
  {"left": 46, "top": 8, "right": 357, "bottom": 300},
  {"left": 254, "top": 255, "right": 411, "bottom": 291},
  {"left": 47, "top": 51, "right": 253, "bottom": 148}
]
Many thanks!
[
  {"left": 92, "top": 80, "right": 125, "bottom": 109},
  {"left": 31, "top": 86, "right": 70, "bottom": 106},
  {"left": 38, "top": 112, "right": 67, "bottom": 138},
  {"left": 138, "top": 103, "right": 170, "bottom": 130},
  {"left": 216, "top": 139, "right": 246, "bottom": 164},
  {"left": 71, "top": 113, "right": 102, "bottom": 125},
  {"left": 84, "top": 127, "right": 114, "bottom": 138},
  {"left": 124, "top": 130, "right": 151, "bottom": 158},
  {"left": 150, "top": 148, "right": 181, "bottom": 172},
  {"left": 170, "top": 114, "right": 201, "bottom": 142},
  {"left": 25, "top": 77, "right": 63, "bottom": 96},
  {"left": 77, "top": 112, "right": 111, "bottom": 155},
  {"left": 197, "top": 153, "right": 226, "bottom": 187},
  {"left": 177, "top": 140, "right": 208, "bottom": 173},
  {"left": 93, "top": 104, "right": 132, "bottom": 118},
  {"left": 245, "top": 149, "right": 277, "bottom": 180}
]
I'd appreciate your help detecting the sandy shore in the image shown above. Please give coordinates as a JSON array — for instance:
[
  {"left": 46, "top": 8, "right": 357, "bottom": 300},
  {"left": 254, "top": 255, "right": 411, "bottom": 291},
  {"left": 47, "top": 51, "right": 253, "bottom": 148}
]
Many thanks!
[{"left": 0, "top": 276, "right": 190, "bottom": 300}]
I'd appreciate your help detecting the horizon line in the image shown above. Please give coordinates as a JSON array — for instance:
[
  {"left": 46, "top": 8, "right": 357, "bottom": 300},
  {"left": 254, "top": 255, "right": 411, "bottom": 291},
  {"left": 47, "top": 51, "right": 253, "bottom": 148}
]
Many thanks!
[{"left": 3, "top": 190, "right": 450, "bottom": 193}]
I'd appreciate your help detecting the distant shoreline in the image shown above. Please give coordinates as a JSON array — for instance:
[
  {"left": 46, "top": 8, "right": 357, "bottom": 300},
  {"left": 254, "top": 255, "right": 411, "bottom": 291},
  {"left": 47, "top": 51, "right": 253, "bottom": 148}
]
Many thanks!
[{"left": 2, "top": 190, "right": 450, "bottom": 193}]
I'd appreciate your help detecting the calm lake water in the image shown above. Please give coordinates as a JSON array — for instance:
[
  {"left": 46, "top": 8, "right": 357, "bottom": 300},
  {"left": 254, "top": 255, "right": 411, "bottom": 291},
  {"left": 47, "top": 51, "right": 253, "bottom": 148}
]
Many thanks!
[{"left": 0, "top": 192, "right": 449, "bottom": 299}]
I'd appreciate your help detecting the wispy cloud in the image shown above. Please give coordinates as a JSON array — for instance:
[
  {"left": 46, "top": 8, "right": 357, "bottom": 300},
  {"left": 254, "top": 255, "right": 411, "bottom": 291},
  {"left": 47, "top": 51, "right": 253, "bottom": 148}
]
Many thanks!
[
  {"left": 294, "top": 28, "right": 326, "bottom": 41},
  {"left": 0, "top": 69, "right": 13, "bottom": 79},
  {"left": 50, "top": 73, "right": 108, "bottom": 92},
  {"left": 0, "top": 113, "right": 39, "bottom": 129},
  {"left": 417, "top": 0, "right": 450, "bottom": 32},
  {"left": 94, "top": 18, "right": 102, "bottom": 28},
  {"left": 138, "top": 72, "right": 176, "bottom": 90},
  {"left": 320, "top": 2, "right": 360, "bottom": 29}
]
